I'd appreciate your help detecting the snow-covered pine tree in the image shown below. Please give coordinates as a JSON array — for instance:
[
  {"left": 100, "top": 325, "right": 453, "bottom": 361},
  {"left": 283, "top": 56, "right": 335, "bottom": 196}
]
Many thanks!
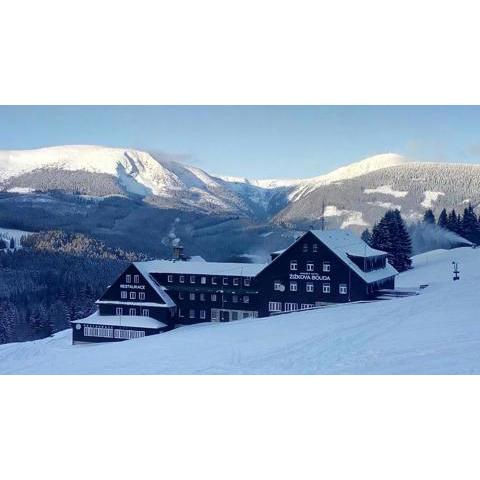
[
  {"left": 423, "top": 209, "right": 436, "bottom": 224},
  {"left": 392, "top": 209, "right": 412, "bottom": 271},
  {"left": 438, "top": 208, "right": 448, "bottom": 228}
]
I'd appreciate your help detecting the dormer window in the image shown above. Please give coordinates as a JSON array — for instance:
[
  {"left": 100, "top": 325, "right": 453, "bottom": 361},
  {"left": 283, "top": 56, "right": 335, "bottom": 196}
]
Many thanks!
[
  {"left": 134, "top": 275, "right": 139, "bottom": 284},
  {"left": 125, "top": 275, "right": 131, "bottom": 283},
  {"left": 290, "top": 260, "right": 298, "bottom": 271},
  {"left": 323, "top": 262, "right": 330, "bottom": 272}
]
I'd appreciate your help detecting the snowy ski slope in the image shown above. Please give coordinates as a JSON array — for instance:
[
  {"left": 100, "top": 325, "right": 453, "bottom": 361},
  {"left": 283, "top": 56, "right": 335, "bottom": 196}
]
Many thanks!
[{"left": 0, "top": 246, "right": 479, "bottom": 374}]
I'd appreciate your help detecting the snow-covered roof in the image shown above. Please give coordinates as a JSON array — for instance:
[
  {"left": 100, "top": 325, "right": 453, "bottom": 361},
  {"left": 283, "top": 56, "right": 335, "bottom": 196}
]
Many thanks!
[
  {"left": 132, "top": 263, "right": 176, "bottom": 307},
  {"left": 71, "top": 311, "right": 167, "bottom": 329},
  {"left": 310, "top": 229, "right": 398, "bottom": 283},
  {"left": 96, "top": 300, "right": 170, "bottom": 308},
  {"left": 134, "top": 260, "right": 265, "bottom": 277}
]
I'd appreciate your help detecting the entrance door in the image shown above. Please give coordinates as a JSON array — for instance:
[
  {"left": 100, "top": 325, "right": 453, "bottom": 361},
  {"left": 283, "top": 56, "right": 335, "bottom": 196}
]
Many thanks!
[{"left": 220, "top": 310, "right": 230, "bottom": 322}]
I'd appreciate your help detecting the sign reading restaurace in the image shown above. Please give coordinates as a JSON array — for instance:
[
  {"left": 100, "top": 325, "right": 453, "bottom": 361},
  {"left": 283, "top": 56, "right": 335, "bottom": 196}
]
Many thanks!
[
  {"left": 289, "top": 273, "right": 330, "bottom": 281},
  {"left": 120, "top": 284, "right": 146, "bottom": 290}
]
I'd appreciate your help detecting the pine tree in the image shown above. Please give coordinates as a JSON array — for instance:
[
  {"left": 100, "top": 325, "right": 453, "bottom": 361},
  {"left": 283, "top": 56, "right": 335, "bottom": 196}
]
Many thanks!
[
  {"left": 9, "top": 238, "right": 15, "bottom": 250},
  {"left": 461, "top": 204, "right": 480, "bottom": 243},
  {"left": 447, "top": 209, "right": 459, "bottom": 233},
  {"left": 392, "top": 209, "right": 412, "bottom": 271},
  {"left": 438, "top": 208, "right": 448, "bottom": 229},
  {"left": 361, "top": 228, "right": 372, "bottom": 246},
  {"left": 423, "top": 209, "right": 435, "bottom": 224}
]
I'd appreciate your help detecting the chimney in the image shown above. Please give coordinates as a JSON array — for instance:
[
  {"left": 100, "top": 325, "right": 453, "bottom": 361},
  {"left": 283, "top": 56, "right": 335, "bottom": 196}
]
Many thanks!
[{"left": 173, "top": 245, "right": 184, "bottom": 261}]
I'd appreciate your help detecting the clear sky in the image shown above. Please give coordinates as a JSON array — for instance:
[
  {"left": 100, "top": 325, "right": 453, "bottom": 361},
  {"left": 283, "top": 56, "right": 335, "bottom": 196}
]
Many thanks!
[{"left": 1, "top": 106, "right": 480, "bottom": 179}]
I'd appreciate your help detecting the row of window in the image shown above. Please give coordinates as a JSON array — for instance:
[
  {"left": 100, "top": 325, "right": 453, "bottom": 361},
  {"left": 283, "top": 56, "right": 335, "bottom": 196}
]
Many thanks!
[
  {"left": 177, "top": 308, "right": 257, "bottom": 321},
  {"left": 83, "top": 326, "right": 146, "bottom": 340},
  {"left": 268, "top": 302, "right": 319, "bottom": 312},
  {"left": 167, "top": 274, "right": 251, "bottom": 287},
  {"left": 302, "top": 243, "right": 319, "bottom": 253},
  {"left": 274, "top": 282, "right": 347, "bottom": 294},
  {"left": 177, "top": 292, "right": 250, "bottom": 303},
  {"left": 121, "top": 291, "right": 146, "bottom": 300},
  {"left": 125, "top": 274, "right": 140, "bottom": 284},
  {"left": 290, "top": 260, "right": 330, "bottom": 272},
  {"left": 115, "top": 307, "right": 150, "bottom": 316}
]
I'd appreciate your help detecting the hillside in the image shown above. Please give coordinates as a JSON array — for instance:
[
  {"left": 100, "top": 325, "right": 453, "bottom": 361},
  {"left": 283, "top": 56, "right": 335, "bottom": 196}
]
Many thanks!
[{"left": 0, "top": 246, "right": 478, "bottom": 374}]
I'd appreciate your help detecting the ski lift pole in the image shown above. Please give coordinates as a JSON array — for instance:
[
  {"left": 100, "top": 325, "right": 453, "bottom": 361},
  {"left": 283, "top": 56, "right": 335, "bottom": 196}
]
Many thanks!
[{"left": 452, "top": 261, "right": 460, "bottom": 281}]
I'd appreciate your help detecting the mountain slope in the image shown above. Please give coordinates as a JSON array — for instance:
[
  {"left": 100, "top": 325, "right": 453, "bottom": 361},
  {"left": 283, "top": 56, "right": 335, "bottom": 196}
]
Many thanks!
[{"left": 1, "top": 246, "right": 479, "bottom": 374}]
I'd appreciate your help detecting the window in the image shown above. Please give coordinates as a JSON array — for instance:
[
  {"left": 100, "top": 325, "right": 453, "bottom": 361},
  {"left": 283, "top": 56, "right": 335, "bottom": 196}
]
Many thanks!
[
  {"left": 179, "top": 292, "right": 184, "bottom": 300},
  {"left": 290, "top": 260, "right": 298, "bottom": 271},
  {"left": 178, "top": 309, "right": 184, "bottom": 318},
  {"left": 189, "top": 292, "right": 195, "bottom": 301},
  {"left": 125, "top": 274, "right": 131, "bottom": 283},
  {"left": 211, "top": 309, "right": 220, "bottom": 321},
  {"left": 233, "top": 278, "right": 239, "bottom": 286},
  {"left": 179, "top": 275, "right": 185, "bottom": 283},
  {"left": 129, "top": 291, "right": 136, "bottom": 300},
  {"left": 84, "top": 326, "right": 113, "bottom": 338},
  {"left": 167, "top": 274, "right": 173, "bottom": 283},
  {"left": 303, "top": 243, "right": 308, "bottom": 252},
  {"left": 139, "top": 292, "right": 145, "bottom": 301},
  {"left": 116, "top": 307, "right": 123, "bottom": 315},
  {"left": 290, "top": 282, "right": 298, "bottom": 292},
  {"left": 200, "top": 293, "right": 205, "bottom": 301},
  {"left": 301, "top": 304, "right": 314, "bottom": 309},
  {"left": 284, "top": 303, "right": 298, "bottom": 312},
  {"left": 189, "top": 309, "right": 195, "bottom": 319},
  {"left": 323, "top": 262, "right": 331, "bottom": 272},
  {"left": 231, "top": 311, "right": 239, "bottom": 321},
  {"left": 306, "top": 262, "right": 314, "bottom": 272},
  {"left": 201, "top": 276, "right": 206, "bottom": 284},
  {"left": 339, "top": 284, "right": 348, "bottom": 294},
  {"left": 129, "top": 308, "right": 136, "bottom": 316},
  {"left": 306, "top": 282, "right": 314, "bottom": 292},
  {"left": 222, "top": 277, "right": 228, "bottom": 286},
  {"left": 134, "top": 275, "right": 139, "bottom": 284},
  {"left": 269, "top": 301, "right": 282, "bottom": 312},
  {"left": 200, "top": 310, "right": 206, "bottom": 320},
  {"left": 114, "top": 329, "right": 145, "bottom": 340},
  {"left": 232, "top": 295, "right": 238, "bottom": 303},
  {"left": 323, "top": 283, "right": 331, "bottom": 293},
  {"left": 313, "top": 244, "right": 318, "bottom": 253},
  {"left": 274, "top": 280, "right": 283, "bottom": 291},
  {"left": 244, "top": 277, "right": 251, "bottom": 286},
  {"left": 142, "top": 309, "right": 149, "bottom": 316},
  {"left": 243, "top": 295, "right": 249, "bottom": 303},
  {"left": 121, "top": 291, "right": 127, "bottom": 299},
  {"left": 190, "top": 275, "right": 195, "bottom": 284},
  {"left": 211, "top": 294, "right": 217, "bottom": 302},
  {"left": 212, "top": 276, "right": 217, "bottom": 285}
]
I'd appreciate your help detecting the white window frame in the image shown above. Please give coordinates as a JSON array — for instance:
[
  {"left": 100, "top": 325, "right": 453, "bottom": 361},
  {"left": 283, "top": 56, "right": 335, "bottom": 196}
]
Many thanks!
[
  {"left": 189, "top": 292, "right": 195, "bottom": 301},
  {"left": 167, "top": 274, "right": 173, "bottom": 283},
  {"left": 268, "top": 301, "right": 282, "bottom": 312},
  {"left": 190, "top": 275, "right": 195, "bottom": 284},
  {"left": 142, "top": 308, "right": 149, "bottom": 316},
  {"left": 306, "top": 282, "right": 314, "bottom": 292},
  {"left": 116, "top": 307, "right": 123, "bottom": 315},
  {"left": 274, "top": 280, "right": 282, "bottom": 291},
  {"left": 189, "top": 309, "right": 195, "bottom": 319},
  {"left": 284, "top": 303, "right": 298, "bottom": 312},
  {"left": 179, "top": 275, "right": 185, "bottom": 283},
  {"left": 306, "top": 262, "right": 314, "bottom": 272},
  {"left": 129, "top": 308, "right": 136, "bottom": 316},
  {"left": 339, "top": 284, "right": 348, "bottom": 294},
  {"left": 233, "top": 278, "right": 239, "bottom": 286},
  {"left": 323, "top": 283, "right": 331, "bottom": 293},
  {"left": 244, "top": 277, "right": 251, "bottom": 286},
  {"left": 121, "top": 291, "right": 127, "bottom": 299},
  {"left": 223, "top": 277, "right": 228, "bottom": 286},
  {"left": 129, "top": 291, "right": 136, "bottom": 300},
  {"left": 125, "top": 274, "right": 131, "bottom": 283},
  {"left": 290, "top": 282, "right": 298, "bottom": 292},
  {"left": 290, "top": 260, "right": 298, "bottom": 271},
  {"left": 201, "top": 276, "right": 206, "bottom": 284},
  {"left": 139, "top": 292, "right": 145, "bottom": 300},
  {"left": 211, "top": 309, "right": 220, "bottom": 321},
  {"left": 211, "top": 294, "right": 217, "bottom": 302},
  {"left": 212, "top": 276, "right": 217, "bottom": 285},
  {"left": 323, "top": 262, "right": 331, "bottom": 272},
  {"left": 134, "top": 275, "right": 139, "bottom": 284},
  {"left": 200, "top": 310, "right": 206, "bottom": 320}
]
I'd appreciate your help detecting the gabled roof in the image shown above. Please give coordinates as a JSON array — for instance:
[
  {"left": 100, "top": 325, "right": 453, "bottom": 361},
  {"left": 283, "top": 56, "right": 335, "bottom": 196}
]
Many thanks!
[
  {"left": 134, "top": 259, "right": 265, "bottom": 277},
  {"left": 133, "top": 263, "right": 176, "bottom": 308},
  {"left": 310, "top": 229, "right": 398, "bottom": 283}
]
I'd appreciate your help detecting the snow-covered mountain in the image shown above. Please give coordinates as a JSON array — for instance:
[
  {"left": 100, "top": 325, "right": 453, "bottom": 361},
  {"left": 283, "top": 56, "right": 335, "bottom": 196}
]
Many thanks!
[
  {"left": 2, "top": 146, "right": 480, "bottom": 233},
  {"left": 2, "top": 246, "right": 479, "bottom": 374}
]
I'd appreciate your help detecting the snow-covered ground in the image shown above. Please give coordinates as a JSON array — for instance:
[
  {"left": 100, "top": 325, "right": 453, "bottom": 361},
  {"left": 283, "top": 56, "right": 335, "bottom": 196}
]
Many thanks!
[
  {"left": 0, "top": 226, "right": 32, "bottom": 247},
  {"left": 1, "top": 246, "right": 479, "bottom": 374}
]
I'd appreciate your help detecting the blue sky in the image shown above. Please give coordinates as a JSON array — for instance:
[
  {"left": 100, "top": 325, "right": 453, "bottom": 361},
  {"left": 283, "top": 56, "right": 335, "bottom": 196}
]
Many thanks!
[{"left": 1, "top": 106, "right": 480, "bottom": 178}]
